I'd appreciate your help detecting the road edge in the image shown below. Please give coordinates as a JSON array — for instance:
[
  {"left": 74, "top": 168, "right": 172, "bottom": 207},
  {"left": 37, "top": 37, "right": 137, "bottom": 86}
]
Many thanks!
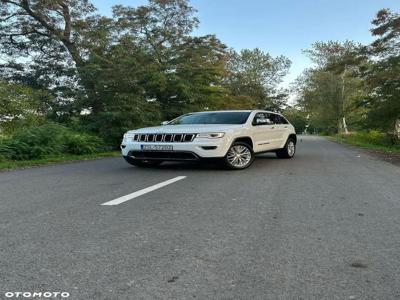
[{"left": 325, "top": 136, "right": 400, "bottom": 167}]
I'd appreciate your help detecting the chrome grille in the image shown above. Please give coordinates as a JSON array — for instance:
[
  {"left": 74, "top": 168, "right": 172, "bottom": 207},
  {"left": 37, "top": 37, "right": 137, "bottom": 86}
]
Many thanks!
[
  {"left": 183, "top": 134, "right": 193, "bottom": 142},
  {"left": 164, "top": 134, "right": 173, "bottom": 142},
  {"left": 155, "top": 134, "right": 163, "bottom": 142},
  {"left": 174, "top": 134, "right": 183, "bottom": 142},
  {"left": 135, "top": 133, "right": 196, "bottom": 143},
  {"left": 147, "top": 134, "right": 155, "bottom": 142}
]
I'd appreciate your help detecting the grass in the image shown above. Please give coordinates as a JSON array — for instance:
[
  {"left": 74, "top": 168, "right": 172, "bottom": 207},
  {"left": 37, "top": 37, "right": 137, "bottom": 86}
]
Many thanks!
[
  {"left": 327, "top": 134, "right": 400, "bottom": 154},
  {"left": 0, "top": 151, "right": 120, "bottom": 171}
]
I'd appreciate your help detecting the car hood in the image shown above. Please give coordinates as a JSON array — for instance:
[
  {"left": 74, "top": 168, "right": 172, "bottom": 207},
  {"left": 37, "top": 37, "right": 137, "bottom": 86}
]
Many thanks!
[{"left": 128, "top": 124, "right": 244, "bottom": 134}]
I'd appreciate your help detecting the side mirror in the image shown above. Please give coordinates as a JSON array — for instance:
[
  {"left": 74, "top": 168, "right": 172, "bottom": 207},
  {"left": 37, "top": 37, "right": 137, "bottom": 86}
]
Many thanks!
[{"left": 161, "top": 121, "right": 169, "bottom": 125}]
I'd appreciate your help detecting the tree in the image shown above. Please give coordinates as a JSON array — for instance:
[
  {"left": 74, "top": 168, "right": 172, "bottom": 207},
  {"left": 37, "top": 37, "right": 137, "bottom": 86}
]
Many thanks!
[
  {"left": 112, "top": 2, "right": 231, "bottom": 120},
  {"left": 141, "top": 35, "right": 229, "bottom": 120},
  {"left": 0, "top": 81, "right": 50, "bottom": 132},
  {"left": 303, "top": 41, "right": 369, "bottom": 133},
  {"left": 0, "top": 0, "right": 207, "bottom": 142},
  {"left": 0, "top": 0, "right": 115, "bottom": 118},
  {"left": 225, "top": 48, "right": 291, "bottom": 110},
  {"left": 76, "top": 42, "right": 160, "bottom": 145},
  {"left": 363, "top": 9, "right": 400, "bottom": 135},
  {"left": 0, "top": 0, "right": 96, "bottom": 67},
  {"left": 112, "top": 0, "right": 199, "bottom": 64},
  {"left": 283, "top": 106, "right": 308, "bottom": 133},
  {"left": 304, "top": 40, "right": 363, "bottom": 71},
  {"left": 295, "top": 69, "right": 341, "bottom": 133}
]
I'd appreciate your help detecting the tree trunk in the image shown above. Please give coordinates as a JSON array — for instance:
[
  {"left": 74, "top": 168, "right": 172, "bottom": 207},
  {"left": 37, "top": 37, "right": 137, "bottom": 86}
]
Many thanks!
[
  {"left": 395, "top": 118, "right": 400, "bottom": 140},
  {"left": 343, "top": 117, "right": 349, "bottom": 134},
  {"left": 339, "top": 67, "right": 349, "bottom": 134},
  {"left": 337, "top": 118, "right": 342, "bottom": 134}
]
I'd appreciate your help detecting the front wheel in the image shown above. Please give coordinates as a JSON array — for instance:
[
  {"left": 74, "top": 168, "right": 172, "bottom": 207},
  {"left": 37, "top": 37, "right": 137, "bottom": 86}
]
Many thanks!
[
  {"left": 124, "top": 157, "right": 163, "bottom": 167},
  {"left": 276, "top": 138, "right": 296, "bottom": 159},
  {"left": 224, "top": 142, "right": 255, "bottom": 170}
]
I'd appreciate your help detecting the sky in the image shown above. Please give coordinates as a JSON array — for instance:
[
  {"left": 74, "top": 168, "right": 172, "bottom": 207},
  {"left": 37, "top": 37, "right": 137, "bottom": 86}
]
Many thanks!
[{"left": 92, "top": 0, "right": 399, "bottom": 87}]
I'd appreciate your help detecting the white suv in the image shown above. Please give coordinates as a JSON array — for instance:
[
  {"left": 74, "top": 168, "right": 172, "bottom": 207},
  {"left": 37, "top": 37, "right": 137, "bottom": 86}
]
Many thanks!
[{"left": 121, "top": 110, "right": 296, "bottom": 169}]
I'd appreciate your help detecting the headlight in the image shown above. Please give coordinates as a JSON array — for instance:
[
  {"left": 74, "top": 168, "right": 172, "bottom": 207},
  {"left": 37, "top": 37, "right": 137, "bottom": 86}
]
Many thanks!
[
  {"left": 196, "top": 132, "right": 225, "bottom": 139},
  {"left": 123, "top": 133, "right": 136, "bottom": 141}
]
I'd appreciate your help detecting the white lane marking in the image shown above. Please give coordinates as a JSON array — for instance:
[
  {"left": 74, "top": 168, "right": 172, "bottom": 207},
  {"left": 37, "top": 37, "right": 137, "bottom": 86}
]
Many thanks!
[{"left": 101, "top": 176, "right": 187, "bottom": 206}]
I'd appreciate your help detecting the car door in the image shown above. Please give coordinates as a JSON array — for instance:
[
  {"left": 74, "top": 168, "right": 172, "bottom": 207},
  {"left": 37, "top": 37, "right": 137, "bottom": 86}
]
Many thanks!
[
  {"left": 269, "top": 113, "right": 288, "bottom": 148},
  {"left": 251, "top": 112, "right": 279, "bottom": 152}
]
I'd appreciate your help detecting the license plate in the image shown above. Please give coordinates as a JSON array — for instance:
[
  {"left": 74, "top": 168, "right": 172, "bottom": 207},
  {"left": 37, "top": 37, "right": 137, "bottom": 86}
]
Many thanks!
[{"left": 141, "top": 145, "right": 173, "bottom": 151}]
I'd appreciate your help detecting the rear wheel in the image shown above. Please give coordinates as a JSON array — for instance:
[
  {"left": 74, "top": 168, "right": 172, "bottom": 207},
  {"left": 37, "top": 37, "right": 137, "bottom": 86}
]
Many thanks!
[
  {"left": 276, "top": 138, "right": 296, "bottom": 159},
  {"left": 124, "top": 156, "right": 163, "bottom": 167},
  {"left": 224, "top": 142, "right": 255, "bottom": 170}
]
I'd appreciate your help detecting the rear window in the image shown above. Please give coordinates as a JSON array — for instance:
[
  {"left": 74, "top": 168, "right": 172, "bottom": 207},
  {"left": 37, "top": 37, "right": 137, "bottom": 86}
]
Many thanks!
[{"left": 271, "top": 114, "right": 289, "bottom": 124}]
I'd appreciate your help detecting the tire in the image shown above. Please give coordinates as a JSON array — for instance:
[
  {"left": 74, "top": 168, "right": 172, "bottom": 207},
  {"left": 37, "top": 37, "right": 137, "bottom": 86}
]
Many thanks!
[
  {"left": 224, "top": 142, "right": 255, "bottom": 170},
  {"left": 124, "top": 156, "right": 163, "bottom": 167},
  {"left": 276, "top": 138, "right": 296, "bottom": 159}
]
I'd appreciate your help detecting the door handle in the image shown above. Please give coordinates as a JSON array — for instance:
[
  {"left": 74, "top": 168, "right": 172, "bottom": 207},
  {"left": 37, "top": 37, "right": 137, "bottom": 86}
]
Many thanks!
[
  {"left": 284, "top": 126, "right": 288, "bottom": 128},
  {"left": 271, "top": 127, "right": 275, "bottom": 129}
]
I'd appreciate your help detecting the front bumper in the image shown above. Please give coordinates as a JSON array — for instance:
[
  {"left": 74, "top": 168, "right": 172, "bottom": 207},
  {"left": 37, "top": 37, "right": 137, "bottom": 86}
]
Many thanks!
[
  {"left": 121, "top": 138, "right": 231, "bottom": 160},
  {"left": 124, "top": 150, "right": 199, "bottom": 161}
]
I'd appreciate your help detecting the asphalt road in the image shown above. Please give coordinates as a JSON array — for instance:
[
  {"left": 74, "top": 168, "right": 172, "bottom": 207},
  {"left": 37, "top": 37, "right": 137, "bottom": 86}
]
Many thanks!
[{"left": 1, "top": 136, "right": 400, "bottom": 300}]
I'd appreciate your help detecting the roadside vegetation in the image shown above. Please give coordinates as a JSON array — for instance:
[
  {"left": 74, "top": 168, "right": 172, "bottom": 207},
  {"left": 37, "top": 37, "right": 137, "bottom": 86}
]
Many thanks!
[
  {"left": 0, "top": 123, "right": 118, "bottom": 170},
  {"left": 0, "top": 0, "right": 399, "bottom": 165},
  {"left": 0, "top": 151, "right": 119, "bottom": 171},
  {"left": 329, "top": 131, "right": 400, "bottom": 153},
  {"left": 0, "top": 124, "right": 105, "bottom": 160}
]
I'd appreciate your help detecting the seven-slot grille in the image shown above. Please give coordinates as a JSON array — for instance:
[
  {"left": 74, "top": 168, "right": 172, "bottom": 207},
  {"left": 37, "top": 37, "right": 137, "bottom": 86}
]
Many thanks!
[{"left": 133, "top": 133, "right": 196, "bottom": 143}]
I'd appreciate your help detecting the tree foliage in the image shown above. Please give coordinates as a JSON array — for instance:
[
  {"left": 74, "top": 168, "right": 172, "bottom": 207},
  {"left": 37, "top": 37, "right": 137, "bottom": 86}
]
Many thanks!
[
  {"left": 295, "top": 9, "right": 399, "bottom": 136},
  {"left": 226, "top": 48, "right": 291, "bottom": 110},
  {"left": 0, "top": 80, "right": 50, "bottom": 132},
  {"left": 363, "top": 9, "right": 400, "bottom": 131},
  {"left": 0, "top": 0, "right": 292, "bottom": 145},
  {"left": 282, "top": 106, "right": 308, "bottom": 133}
]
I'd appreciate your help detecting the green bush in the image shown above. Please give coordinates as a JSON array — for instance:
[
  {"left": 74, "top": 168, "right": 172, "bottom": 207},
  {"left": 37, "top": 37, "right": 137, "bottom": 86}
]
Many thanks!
[
  {"left": 356, "top": 130, "right": 390, "bottom": 145},
  {"left": 63, "top": 133, "right": 103, "bottom": 155},
  {"left": 319, "top": 131, "right": 331, "bottom": 136},
  {"left": 337, "top": 130, "right": 400, "bottom": 148},
  {"left": 0, "top": 123, "right": 104, "bottom": 160}
]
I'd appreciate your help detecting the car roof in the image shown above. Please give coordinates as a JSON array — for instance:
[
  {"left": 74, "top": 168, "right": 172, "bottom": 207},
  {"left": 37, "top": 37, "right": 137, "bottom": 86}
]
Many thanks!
[{"left": 190, "top": 110, "right": 280, "bottom": 114}]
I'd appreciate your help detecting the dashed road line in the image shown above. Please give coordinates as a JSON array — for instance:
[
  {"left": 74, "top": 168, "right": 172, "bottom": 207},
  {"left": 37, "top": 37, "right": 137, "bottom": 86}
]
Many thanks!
[{"left": 101, "top": 176, "right": 187, "bottom": 206}]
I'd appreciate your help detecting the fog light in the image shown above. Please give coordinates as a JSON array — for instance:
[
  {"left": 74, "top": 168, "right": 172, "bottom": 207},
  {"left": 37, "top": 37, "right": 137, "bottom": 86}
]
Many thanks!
[{"left": 201, "top": 146, "right": 217, "bottom": 150}]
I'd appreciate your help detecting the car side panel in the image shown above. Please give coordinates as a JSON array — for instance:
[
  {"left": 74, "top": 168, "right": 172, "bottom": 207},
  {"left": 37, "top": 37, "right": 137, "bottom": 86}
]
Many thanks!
[
  {"left": 251, "top": 125, "right": 280, "bottom": 152},
  {"left": 272, "top": 124, "right": 286, "bottom": 148},
  {"left": 277, "top": 125, "right": 296, "bottom": 149}
]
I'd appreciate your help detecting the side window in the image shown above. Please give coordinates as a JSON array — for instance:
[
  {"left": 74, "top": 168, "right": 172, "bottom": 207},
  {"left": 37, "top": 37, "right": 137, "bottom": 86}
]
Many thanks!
[
  {"left": 280, "top": 115, "right": 289, "bottom": 124},
  {"left": 252, "top": 113, "right": 274, "bottom": 126},
  {"left": 268, "top": 113, "right": 279, "bottom": 124},
  {"left": 252, "top": 113, "right": 264, "bottom": 125},
  {"left": 269, "top": 114, "right": 288, "bottom": 124}
]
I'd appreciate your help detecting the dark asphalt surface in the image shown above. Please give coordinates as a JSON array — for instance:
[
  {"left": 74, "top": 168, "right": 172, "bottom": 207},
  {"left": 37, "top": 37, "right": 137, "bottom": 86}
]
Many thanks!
[{"left": 1, "top": 136, "right": 400, "bottom": 300}]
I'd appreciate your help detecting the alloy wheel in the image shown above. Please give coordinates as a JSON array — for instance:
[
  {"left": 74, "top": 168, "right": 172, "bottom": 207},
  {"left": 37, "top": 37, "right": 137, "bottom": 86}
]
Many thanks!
[
  {"left": 226, "top": 145, "right": 252, "bottom": 168},
  {"left": 287, "top": 141, "right": 295, "bottom": 157}
]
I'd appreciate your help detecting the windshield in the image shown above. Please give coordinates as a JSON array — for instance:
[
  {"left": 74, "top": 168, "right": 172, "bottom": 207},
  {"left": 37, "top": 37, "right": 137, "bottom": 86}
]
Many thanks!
[{"left": 169, "top": 112, "right": 251, "bottom": 125}]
